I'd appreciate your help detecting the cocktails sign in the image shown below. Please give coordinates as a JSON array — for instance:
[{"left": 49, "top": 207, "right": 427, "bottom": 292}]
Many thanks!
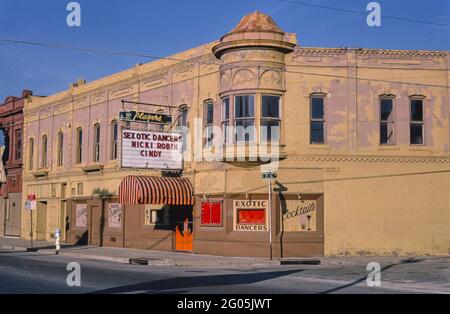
[{"left": 282, "top": 200, "right": 317, "bottom": 232}]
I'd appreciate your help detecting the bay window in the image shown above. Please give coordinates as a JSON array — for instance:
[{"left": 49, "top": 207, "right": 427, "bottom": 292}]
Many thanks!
[
  {"left": 261, "top": 95, "right": 281, "bottom": 142},
  {"left": 222, "top": 98, "right": 230, "bottom": 144},
  {"left": 234, "top": 95, "right": 255, "bottom": 143}
]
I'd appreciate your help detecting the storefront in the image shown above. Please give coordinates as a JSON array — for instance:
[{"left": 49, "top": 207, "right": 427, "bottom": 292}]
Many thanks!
[
  {"left": 192, "top": 193, "right": 324, "bottom": 258},
  {"left": 68, "top": 176, "right": 195, "bottom": 252}
]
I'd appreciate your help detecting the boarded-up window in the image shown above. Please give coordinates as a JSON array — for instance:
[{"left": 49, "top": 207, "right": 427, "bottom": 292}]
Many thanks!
[{"left": 201, "top": 202, "right": 222, "bottom": 226}]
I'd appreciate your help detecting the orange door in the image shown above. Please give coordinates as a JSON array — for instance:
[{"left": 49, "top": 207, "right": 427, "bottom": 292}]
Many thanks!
[{"left": 175, "top": 218, "right": 193, "bottom": 252}]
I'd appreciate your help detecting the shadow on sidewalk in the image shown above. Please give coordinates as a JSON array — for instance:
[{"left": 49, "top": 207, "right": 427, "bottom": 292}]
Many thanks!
[
  {"left": 89, "top": 269, "right": 304, "bottom": 294},
  {"left": 318, "top": 257, "right": 427, "bottom": 294}
]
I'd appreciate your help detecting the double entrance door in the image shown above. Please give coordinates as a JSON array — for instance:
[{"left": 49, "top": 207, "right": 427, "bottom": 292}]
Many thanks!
[{"left": 172, "top": 206, "right": 193, "bottom": 252}]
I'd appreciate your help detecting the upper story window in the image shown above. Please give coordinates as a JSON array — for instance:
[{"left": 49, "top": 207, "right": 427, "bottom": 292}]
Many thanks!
[
  {"left": 57, "top": 131, "right": 64, "bottom": 167},
  {"left": 76, "top": 128, "right": 83, "bottom": 164},
  {"left": 310, "top": 95, "right": 325, "bottom": 144},
  {"left": 93, "top": 123, "right": 101, "bottom": 162},
  {"left": 380, "top": 97, "right": 395, "bottom": 145},
  {"left": 111, "top": 120, "right": 118, "bottom": 160},
  {"left": 234, "top": 95, "right": 255, "bottom": 143},
  {"left": 204, "top": 101, "right": 214, "bottom": 147},
  {"left": 178, "top": 105, "right": 188, "bottom": 127},
  {"left": 14, "top": 129, "right": 22, "bottom": 160},
  {"left": 28, "top": 138, "right": 34, "bottom": 171},
  {"left": 410, "top": 97, "right": 424, "bottom": 145},
  {"left": 41, "top": 135, "right": 48, "bottom": 168},
  {"left": 222, "top": 98, "right": 230, "bottom": 144},
  {"left": 261, "top": 95, "right": 281, "bottom": 142}
]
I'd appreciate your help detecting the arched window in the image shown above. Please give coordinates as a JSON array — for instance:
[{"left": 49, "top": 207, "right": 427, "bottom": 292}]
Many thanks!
[
  {"left": 41, "top": 135, "right": 48, "bottom": 168},
  {"left": 28, "top": 138, "right": 34, "bottom": 171},
  {"left": 76, "top": 128, "right": 83, "bottom": 164},
  {"left": 57, "top": 131, "right": 64, "bottom": 167},
  {"left": 14, "top": 128, "right": 22, "bottom": 160},
  {"left": 93, "top": 123, "right": 101, "bottom": 162},
  {"left": 204, "top": 100, "right": 214, "bottom": 147},
  {"left": 111, "top": 120, "right": 118, "bottom": 160}
]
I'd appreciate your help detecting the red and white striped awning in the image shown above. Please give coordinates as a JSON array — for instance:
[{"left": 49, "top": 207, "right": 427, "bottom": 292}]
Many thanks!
[{"left": 118, "top": 176, "right": 194, "bottom": 205}]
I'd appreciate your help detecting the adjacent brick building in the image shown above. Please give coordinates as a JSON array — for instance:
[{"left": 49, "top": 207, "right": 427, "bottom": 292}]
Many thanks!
[{"left": 0, "top": 90, "right": 32, "bottom": 236}]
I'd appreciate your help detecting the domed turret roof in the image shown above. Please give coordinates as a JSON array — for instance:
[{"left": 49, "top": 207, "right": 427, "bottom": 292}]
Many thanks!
[{"left": 229, "top": 11, "right": 284, "bottom": 34}]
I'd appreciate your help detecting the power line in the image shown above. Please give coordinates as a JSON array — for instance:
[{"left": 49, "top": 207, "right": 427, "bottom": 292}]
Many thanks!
[
  {"left": 1, "top": 37, "right": 449, "bottom": 89},
  {"left": 0, "top": 37, "right": 218, "bottom": 65},
  {"left": 273, "top": 0, "right": 450, "bottom": 28}
]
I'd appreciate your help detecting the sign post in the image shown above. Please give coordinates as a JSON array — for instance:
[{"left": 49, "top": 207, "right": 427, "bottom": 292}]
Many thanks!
[
  {"left": 26, "top": 194, "right": 37, "bottom": 249},
  {"left": 261, "top": 172, "right": 277, "bottom": 260}
]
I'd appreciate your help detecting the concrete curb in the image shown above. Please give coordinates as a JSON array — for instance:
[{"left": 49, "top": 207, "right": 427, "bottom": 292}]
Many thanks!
[
  {"left": 2, "top": 244, "right": 325, "bottom": 268},
  {"left": 58, "top": 251, "right": 130, "bottom": 264},
  {"left": 1, "top": 245, "right": 38, "bottom": 252}
]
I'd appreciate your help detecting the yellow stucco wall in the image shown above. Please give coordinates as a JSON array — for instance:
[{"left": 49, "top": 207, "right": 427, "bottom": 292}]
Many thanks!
[{"left": 20, "top": 32, "right": 450, "bottom": 256}]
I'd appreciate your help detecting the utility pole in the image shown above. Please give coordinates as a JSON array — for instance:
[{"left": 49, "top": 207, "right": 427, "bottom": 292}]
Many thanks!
[
  {"left": 262, "top": 171, "right": 277, "bottom": 260},
  {"left": 268, "top": 178, "right": 273, "bottom": 260}
]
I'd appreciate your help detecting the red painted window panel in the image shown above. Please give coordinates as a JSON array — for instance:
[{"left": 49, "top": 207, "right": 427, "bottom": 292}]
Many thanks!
[
  {"left": 237, "top": 209, "right": 265, "bottom": 225},
  {"left": 201, "top": 202, "right": 222, "bottom": 226}
]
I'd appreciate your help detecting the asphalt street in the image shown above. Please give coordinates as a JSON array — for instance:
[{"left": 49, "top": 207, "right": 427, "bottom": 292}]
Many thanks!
[{"left": 0, "top": 249, "right": 448, "bottom": 294}]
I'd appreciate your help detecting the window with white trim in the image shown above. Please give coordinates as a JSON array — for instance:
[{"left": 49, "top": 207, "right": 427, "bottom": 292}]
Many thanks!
[
  {"left": 380, "top": 97, "right": 395, "bottom": 145},
  {"left": 410, "top": 98, "right": 424, "bottom": 145},
  {"left": 261, "top": 95, "right": 281, "bottom": 142},
  {"left": 234, "top": 95, "right": 255, "bottom": 143}
]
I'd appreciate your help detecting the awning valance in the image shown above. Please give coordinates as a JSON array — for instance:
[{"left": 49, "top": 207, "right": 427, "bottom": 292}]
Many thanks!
[{"left": 119, "top": 176, "right": 194, "bottom": 206}]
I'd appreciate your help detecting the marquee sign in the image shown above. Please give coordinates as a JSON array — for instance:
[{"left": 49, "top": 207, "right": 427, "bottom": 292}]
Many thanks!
[
  {"left": 119, "top": 110, "right": 172, "bottom": 124},
  {"left": 121, "top": 129, "right": 183, "bottom": 170}
]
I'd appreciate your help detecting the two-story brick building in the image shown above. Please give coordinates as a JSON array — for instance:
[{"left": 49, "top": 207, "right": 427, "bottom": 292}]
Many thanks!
[
  {"left": 21, "top": 12, "right": 450, "bottom": 257},
  {"left": 0, "top": 90, "right": 32, "bottom": 237}
]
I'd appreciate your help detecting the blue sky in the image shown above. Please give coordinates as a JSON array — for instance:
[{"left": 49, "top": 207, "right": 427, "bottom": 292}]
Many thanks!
[{"left": 0, "top": 0, "right": 449, "bottom": 100}]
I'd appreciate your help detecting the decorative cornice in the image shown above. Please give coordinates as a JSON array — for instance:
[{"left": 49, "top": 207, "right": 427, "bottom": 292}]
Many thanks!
[
  {"left": 288, "top": 154, "right": 450, "bottom": 164},
  {"left": 293, "top": 47, "right": 448, "bottom": 58}
]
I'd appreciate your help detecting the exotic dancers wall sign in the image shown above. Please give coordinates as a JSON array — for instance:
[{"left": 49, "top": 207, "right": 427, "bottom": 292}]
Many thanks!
[{"left": 282, "top": 199, "right": 317, "bottom": 232}]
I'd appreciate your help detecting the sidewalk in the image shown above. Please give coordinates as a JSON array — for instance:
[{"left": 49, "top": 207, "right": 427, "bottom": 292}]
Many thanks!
[{"left": 0, "top": 236, "right": 315, "bottom": 267}]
